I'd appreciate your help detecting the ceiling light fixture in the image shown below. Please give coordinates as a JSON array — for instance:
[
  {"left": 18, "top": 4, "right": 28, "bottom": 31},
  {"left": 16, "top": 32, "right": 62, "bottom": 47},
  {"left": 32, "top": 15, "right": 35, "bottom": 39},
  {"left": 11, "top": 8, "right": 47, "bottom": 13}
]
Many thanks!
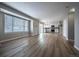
[{"left": 70, "top": 8, "right": 75, "bottom": 12}]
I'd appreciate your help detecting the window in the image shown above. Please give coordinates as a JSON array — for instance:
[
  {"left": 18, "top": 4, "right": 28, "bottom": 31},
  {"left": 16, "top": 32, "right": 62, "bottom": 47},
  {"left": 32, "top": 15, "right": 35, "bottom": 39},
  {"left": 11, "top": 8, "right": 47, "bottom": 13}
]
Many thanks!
[
  {"left": 5, "top": 15, "right": 13, "bottom": 32},
  {"left": 4, "top": 14, "right": 30, "bottom": 33},
  {"left": 13, "top": 17, "right": 24, "bottom": 32},
  {"left": 24, "top": 21, "right": 29, "bottom": 32}
]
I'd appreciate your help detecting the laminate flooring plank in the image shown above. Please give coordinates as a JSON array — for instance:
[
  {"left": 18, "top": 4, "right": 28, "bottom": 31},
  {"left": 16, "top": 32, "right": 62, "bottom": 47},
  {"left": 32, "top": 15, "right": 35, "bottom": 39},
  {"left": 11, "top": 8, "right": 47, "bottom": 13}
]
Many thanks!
[{"left": 0, "top": 33, "right": 79, "bottom": 57}]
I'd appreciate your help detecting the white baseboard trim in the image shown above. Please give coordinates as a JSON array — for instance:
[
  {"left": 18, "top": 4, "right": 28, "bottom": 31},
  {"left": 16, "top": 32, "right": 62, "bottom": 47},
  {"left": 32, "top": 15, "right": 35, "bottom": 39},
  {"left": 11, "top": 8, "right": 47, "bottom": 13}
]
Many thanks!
[
  {"left": 74, "top": 45, "right": 79, "bottom": 51},
  {"left": 63, "top": 36, "right": 68, "bottom": 40},
  {"left": 0, "top": 35, "right": 26, "bottom": 43},
  {"left": 0, "top": 34, "right": 39, "bottom": 43}
]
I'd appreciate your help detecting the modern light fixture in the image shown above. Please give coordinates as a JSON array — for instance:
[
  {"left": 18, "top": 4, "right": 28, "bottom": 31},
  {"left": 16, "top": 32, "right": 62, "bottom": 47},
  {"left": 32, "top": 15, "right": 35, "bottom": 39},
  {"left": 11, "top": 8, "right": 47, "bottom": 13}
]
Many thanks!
[
  {"left": 70, "top": 8, "right": 75, "bottom": 12},
  {"left": 65, "top": 6, "right": 75, "bottom": 13}
]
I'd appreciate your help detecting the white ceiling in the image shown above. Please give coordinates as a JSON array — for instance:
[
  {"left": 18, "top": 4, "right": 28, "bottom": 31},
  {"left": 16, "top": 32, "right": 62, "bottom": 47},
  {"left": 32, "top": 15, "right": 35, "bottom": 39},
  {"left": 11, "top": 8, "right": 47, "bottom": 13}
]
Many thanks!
[{"left": 3, "top": 2, "right": 78, "bottom": 26}]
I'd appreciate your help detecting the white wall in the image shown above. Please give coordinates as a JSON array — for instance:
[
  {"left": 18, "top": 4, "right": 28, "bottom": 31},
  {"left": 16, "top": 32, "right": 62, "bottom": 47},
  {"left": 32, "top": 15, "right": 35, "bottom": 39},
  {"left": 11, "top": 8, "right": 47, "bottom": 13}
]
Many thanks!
[
  {"left": 55, "top": 24, "right": 59, "bottom": 32},
  {"left": 74, "top": 9, "right": 79, "bottom": 50},
  {"left": 39, "top": 23, "right": 44, "bottom": 33},
  {"left": 63, "top": 18, "right": 68, "bottom": 40},
  {"left": 32, "top": 20, "right": 39, "bottom": 36}
]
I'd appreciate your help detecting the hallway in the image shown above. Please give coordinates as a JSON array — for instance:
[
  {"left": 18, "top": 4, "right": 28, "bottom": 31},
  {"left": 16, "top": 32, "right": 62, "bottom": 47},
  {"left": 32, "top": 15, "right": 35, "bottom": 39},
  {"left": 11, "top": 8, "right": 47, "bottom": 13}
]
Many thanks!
[{"left": 0, "top": 33, "right": 79, "bottom": 57}]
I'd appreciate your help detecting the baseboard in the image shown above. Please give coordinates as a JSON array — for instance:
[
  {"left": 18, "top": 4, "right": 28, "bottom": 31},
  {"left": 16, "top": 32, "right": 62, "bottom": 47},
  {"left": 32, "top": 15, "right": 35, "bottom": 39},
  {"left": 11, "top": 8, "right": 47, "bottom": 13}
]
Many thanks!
[
  {"left": 74, "top": 45, "right": 79, "bottom": 51},
  {"left": 63, "top": 36, "right": 68, "bottom": 40},
  {"left": 65, "top": 38, "right": 68, "bottom": 41},
  {"left": 0, "top": 34, "right": 39, "bottom": 43},
  {"left": 0, "top": 35, "right": 26, "bottom": 43}
]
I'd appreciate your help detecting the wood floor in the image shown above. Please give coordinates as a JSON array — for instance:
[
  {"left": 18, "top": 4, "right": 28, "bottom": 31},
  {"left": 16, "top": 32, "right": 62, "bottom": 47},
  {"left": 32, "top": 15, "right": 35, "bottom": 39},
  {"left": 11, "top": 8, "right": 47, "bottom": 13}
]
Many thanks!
[{"left": 0, "top": 33, "right": 79, "bottom": 57}]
